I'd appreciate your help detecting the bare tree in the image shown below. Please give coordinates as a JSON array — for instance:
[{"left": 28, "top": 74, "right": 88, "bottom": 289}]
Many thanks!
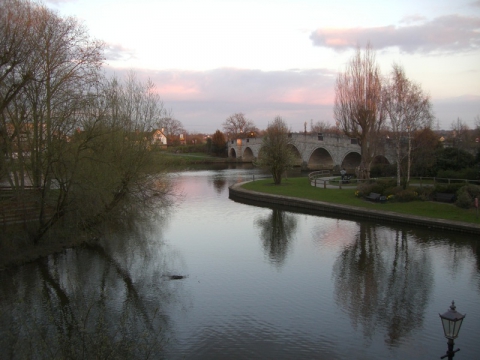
[
  {"left": 0, "top": 0, "right": 39, "bottom": 114},
  {"left": 383, "top": 64, "right": 433, "bottom": 185},
  {"left": 222, "top": 112, "right": 256, "bottom": 139},
  {"left": 0, "top": 0, "right": 173, "bottom": 245},
  {"left": 158, "top": 115, "right": 185, "bottom": 145},
  {"left": 450, "top": 117, "right": 473, "bottom": 152},
  {"left": 310, "top": 120, "right": 335, "bottom": 134},
  {"left": 334, "top": 44, "right": 385, "bottom": 179},
  {"left": 257, "top": 116, "right": 295, "bottom": 185}
]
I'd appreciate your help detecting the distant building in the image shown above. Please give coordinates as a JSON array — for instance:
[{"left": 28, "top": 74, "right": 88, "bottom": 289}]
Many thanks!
[{"left": 151, "top": 128, "right": 167, "bottom": 147}]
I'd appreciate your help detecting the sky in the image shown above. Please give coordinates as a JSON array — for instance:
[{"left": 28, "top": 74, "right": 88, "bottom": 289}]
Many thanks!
[{"left": 46, "top": 0, "right": 480, "bottom": 133}]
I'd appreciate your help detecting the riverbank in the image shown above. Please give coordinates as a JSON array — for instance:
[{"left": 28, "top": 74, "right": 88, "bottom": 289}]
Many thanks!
[{"left": 229, "top": 180, "right": 480, "bottom": 235}]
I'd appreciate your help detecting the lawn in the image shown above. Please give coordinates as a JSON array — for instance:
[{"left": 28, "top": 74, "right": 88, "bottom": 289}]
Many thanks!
[{"left": 242, "top": 177, "right": 480, "bottom": 225}]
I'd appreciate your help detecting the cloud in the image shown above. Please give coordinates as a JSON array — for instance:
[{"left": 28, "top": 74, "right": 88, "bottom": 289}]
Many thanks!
[
  {"left": 101, "top": 66, "right": 478, "bottom": 133},
  {"left": 104, "top": 43, "right": 136, "bottom": 61},
  {"left": 102, "top": 66, "right": 337, "bottom": 133},
  {"left": 310, "top": 15, "right": 480, "bottom": 54},
  {"left": 109, "top": 67, "right": 336, "bottom": 105},
  {"left": 45, "top": 0, "right": 77, "bottom": 5}
]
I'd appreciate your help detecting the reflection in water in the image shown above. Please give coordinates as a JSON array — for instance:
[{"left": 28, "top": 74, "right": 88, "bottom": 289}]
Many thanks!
[
  {"left": 0, "top": 216, "right": 186, "bottom": 359},
  {"left": 212, "top": 175, "right": 228, "bottom": 194},
  {"left": 255, "top": 209, "right": 297, "bottom": 266},
  {"left": 2, "top": 168, "right": 480, "bottom": 359},
  {"left": 333, "top": 224, "right": 432, "bottom": 346}
]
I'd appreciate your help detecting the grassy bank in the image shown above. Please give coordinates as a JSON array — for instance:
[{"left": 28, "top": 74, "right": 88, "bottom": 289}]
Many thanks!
[{"left": 242, "top": 178, "right": 480, "bottom": 225}]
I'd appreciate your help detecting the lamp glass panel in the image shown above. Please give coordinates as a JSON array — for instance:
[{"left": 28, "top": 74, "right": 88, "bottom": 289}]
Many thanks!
[
  {"left": 452, "top": 319, "right": 464, "bottom": 338},
  {"left": 441, "top": 318, "right": 453, "bottom": 338}
]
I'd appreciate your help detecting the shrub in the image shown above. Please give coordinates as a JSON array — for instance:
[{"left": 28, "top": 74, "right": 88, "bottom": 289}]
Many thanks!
[
  {"left": 168, "top": 144, "right": 208, "bottom": 154},
  {"left": 370, "top": 164, "right": 396, "bottom": 177},
  {"left": 384, "top": 186, "right": 408, "bottom": 196},
  {"left": 356, "top": 179, "right": 396, "bottom": 197},
  {"left": 394, "top": 189, "right": 418, "bottom": 202},
  {"left": 437, "top": 168, "right": 479, "bottom": 181},
  {"left": 413, "top": 186, "right": 434, "bottom": 201},
  {"left": 356, "top": 183, "right": 375, "bottom": 197},
  {"left": 455, "top": 184, "right": 480, "bottom": 209},
  {"left": 433, "top": 183, "right": 464, "bottom": 195},
  {"left": 455, "top": 191, "right": 472, "bottom": 209},
  {"left": 372, "top": 179, "right": 397, "bottom": 194}
]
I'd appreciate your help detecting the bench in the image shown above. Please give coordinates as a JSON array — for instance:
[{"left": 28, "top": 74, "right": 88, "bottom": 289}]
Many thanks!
[
  {"left": 435, "top": 193, "right": 455, "bottom": 203},
  {"left": 341, "top": 175, "right": 352, "bottom": 184},
  {"left": 365, "top": 192, "right": 381, "bottom": 202}
]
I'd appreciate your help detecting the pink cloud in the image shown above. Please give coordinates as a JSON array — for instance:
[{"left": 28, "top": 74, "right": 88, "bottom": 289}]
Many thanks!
[
  {"left": 102, "top": 66, "right": 337, "bottom": 132},
  {"left": 310, "top": 15, "right": 480, "bottom": 53},
  {"left": 134, "top": 67, "right": 336, "bottom": 105}
]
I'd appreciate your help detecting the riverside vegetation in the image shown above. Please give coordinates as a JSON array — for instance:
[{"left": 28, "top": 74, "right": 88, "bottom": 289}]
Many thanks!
[{"left": 242, "top": 177, "right": 480, "bottom": 225}]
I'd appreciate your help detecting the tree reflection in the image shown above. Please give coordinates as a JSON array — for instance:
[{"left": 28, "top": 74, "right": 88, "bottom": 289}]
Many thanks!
[
  {"left": 333, "top": 223, "right": 432, "bottom": 346},
  {"left": 212, "top": 175, "right": 227, "bottom": 194},
  {"left": 0, "top": 216, "right": 185, "bottom": 359},
  {"left": 255, "top": 209, "right": 297, "bottom": 266}
]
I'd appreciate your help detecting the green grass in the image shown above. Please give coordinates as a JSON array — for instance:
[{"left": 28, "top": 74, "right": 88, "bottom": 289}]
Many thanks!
[{"left": 242, "top": 177, "right": 480, "bottom": 224}]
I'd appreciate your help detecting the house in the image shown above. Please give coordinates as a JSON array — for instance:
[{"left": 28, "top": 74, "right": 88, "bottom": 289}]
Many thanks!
[{"left": 151, "top": 128, "right": 167, "bottom": 147}]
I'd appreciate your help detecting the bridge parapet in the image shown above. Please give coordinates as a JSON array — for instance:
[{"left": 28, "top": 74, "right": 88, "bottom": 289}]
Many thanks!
[{"left": 227, "top": 132, "right": 395, "bottom": 170}]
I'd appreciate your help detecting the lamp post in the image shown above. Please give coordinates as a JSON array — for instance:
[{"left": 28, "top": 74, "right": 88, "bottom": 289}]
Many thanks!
[{"left": 439, "top": 301, "right": 466, "bottom": 359}]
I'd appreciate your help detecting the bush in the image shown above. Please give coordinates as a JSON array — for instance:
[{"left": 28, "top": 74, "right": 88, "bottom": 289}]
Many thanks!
[
  {"left": 455, "top": 191, "right": 472, "bottom": 209},
  {"left": 413, "top": 186, "right": 434, "bottom": 201},
  {"left": 356, "top": 183, "right": 375, "bottom": 197},
  {"left": 168, "top": 144, "right": 208, "bottom": 154},
  {"left": 383, "top": 186, "right": 399, "bottom": 197},
  {"left": 357, "top": 179, "right": 396, "bottom": 197},
  {"left": 393, "top": 189, "right": 419, "bottom": 202},
  {"left": 382, "top": 186, "right": 419, "bottom": 202},
  {"left": 433, "top": 183, "right": 464, "bottom": 195},
  {"left": 370, "top": 164, "right": 396, "bottom": 177},
  {"left": 437, "top": 168, "right": 480, "bottom": 181},
  {"left": 455, "top": 184, "right": 480, "bottom": 209}
]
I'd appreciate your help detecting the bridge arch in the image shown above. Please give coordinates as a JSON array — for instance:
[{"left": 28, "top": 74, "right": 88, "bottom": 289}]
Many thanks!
[
  {"left": 307, "top": 147, "right": 334, "bottom": 170},
  {"left": 287, "top": 144, "right": 303, "bottom": 166},
  {"left": 229, "top": 148, "right": 237, "bottom": 158},
  {"left": 372, "top": 154, "right": 390, "bottom": 165},
  {"left": 243, "top": 147, "right": 254, "bottom": 161},
  {"left": 341, "top": 151, "right": 361, "bottom": 172}
]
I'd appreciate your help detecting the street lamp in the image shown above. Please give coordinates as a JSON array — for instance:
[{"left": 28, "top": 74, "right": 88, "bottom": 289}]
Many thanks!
[{"left": 439, "top": 301, "right": 466, "bottom": 359}]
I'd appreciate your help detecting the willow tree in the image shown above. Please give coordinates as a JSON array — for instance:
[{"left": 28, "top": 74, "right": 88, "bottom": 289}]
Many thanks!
[
  {"left": 383, "top": 64, "right": 433, "bottom": 186},
  {"left": 257, "top": 116, "right": 295, "bottom": 185},
  {"left": 0, "top": 0, "right": 40, "bottom": 182},
  {"left": 0, "top": 0, "right": 172, "bottom": 244},
  {"left": 334, "top": 45, "right": 385, "bottom": 179}
]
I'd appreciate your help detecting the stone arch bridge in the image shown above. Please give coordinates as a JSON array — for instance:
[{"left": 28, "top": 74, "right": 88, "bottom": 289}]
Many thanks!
[{"left": 227, "top": 133, "right": 395, "bottom": 172}]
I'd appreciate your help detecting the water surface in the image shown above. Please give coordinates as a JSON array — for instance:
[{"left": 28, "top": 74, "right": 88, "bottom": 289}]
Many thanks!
[{"left": 1, "top": 165, "right": 479, "bottom": 359}]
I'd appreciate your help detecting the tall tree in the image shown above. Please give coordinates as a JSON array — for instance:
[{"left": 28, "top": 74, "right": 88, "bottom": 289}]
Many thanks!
[
  {"left": 334, "top": 44, "right": 385, "bottom": 179},
  {"left": 257, "top": 116, "right": 295, "bottom": 185},
  {"left": 0, "top": 0, "right": 173, "bottom": 244},
  {"left": 0, "top": 0, "right": 38, "bottom": 114},
  {"left": 222, "top": 112, "right": 256, "bottom": 139},
  {"left": 383, "top": 64, "right": 433, "bottom": 186},
  {"left": 410, "top": 128, "right": 441, "bottom": 177},
  {"left": 211, "top": 129, "right": 226, "bottom": 156}
]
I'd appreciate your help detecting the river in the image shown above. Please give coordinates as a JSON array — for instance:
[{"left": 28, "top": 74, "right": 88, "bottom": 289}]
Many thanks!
[{"left": 1, "top": 165, "right": 479, "bottom": 359}]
